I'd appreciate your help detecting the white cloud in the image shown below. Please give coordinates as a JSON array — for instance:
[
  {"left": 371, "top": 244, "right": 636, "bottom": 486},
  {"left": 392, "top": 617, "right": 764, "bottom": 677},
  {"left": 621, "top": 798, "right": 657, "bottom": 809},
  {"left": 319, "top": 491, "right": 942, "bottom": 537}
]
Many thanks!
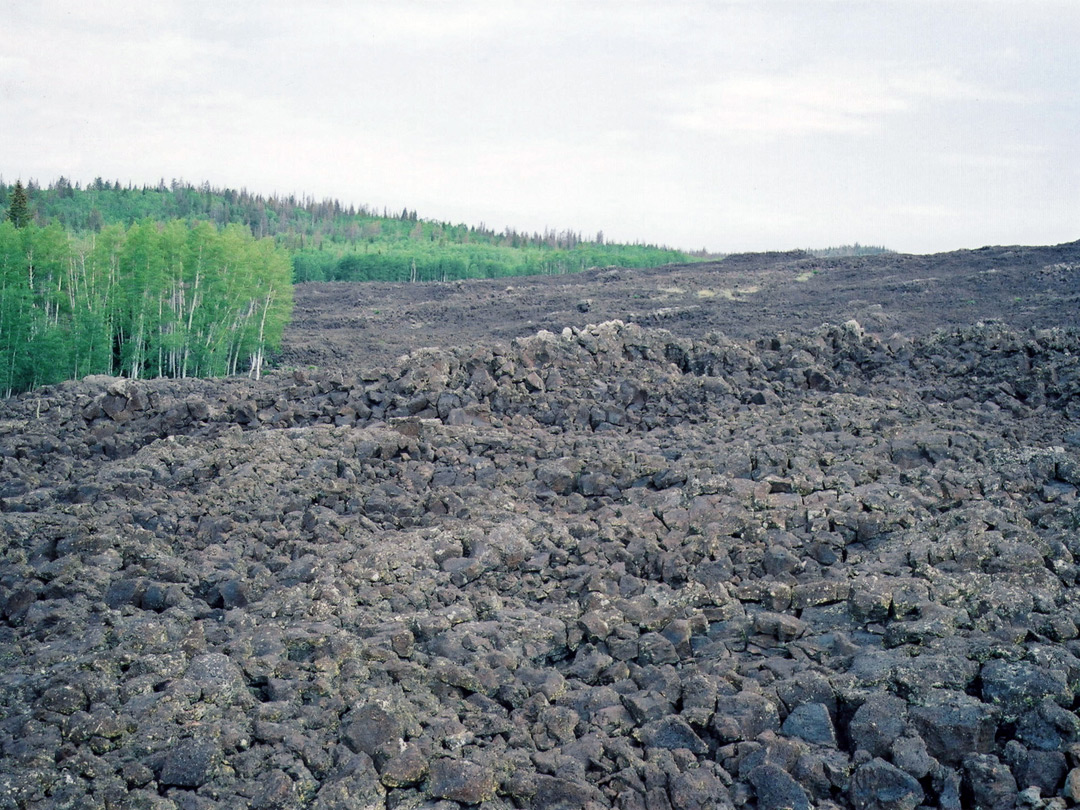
[
  {"left": 670, "top": 63, "right": 1036, "bottom": 139},
  {"left": 2, "top": 1, "right": 1078, "bottom": 254},
  {"left": 887, "top": 65, "right": 1038, "bottom": 105},
  {"left": 672, "top": 72, "right": 904, "bottom": 137}
]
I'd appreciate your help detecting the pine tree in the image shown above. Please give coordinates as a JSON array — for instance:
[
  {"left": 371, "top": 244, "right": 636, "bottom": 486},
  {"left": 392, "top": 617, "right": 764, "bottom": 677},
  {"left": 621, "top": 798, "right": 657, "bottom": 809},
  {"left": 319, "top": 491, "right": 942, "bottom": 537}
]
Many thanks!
[{"left": 7, "top": 181, "right": 31, "bottom": 228}]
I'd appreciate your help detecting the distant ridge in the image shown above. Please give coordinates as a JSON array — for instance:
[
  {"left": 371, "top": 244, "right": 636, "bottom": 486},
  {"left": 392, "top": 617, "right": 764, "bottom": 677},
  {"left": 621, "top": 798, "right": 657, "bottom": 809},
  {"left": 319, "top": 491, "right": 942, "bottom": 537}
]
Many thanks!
[{"left": 1, "top": 177, "right": 715, "bottom": 283}]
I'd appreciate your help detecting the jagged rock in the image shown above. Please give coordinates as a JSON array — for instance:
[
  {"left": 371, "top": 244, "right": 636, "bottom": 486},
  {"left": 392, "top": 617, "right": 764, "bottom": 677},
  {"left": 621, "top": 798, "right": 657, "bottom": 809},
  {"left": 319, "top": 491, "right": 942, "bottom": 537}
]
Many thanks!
[
  {"left": 713, "top": 692, "right": 781, "bottom": 742},
  {"left": 310, "top": 753, "right": 386, "bottom": 810},
  {"left": 1013, "top": 749, "right": 1067, "bottom": 796},
  {"left": 848, "top": 694, "right": 908, "bottom": 758},
  {"left": 909, "top": 692, "right": 997, "bottom": 765},
  {"left": 159, "top": 739, "right": 222, "bottom": 788},
  {"left": 1064, "top": 767, "right": 1080, "bottom": 801},
  {"left": 781, "top": 702, "right": 837, "bottom": 746},
  {"left": 667, "top": 767, "right": 733, "bottom": 810},
  {"left": 889, "top": 734, "right": 934, "bottom": 780},
  {"left": 849, "top": 758, "right": 923, "bottom": 810},
  {"left": 341, "top": 704, "right": 404, "bottom": 756},
  {"left": 748, "top": 763, "right": 811, "bottom": 810},
  {"left": 529, "top": 774, "right": 606, "bottom": 809},
  {"left": 636, "top": 716, "right": 709, "bottom": 754},
  {"left": 980, "top": 659, "right": 1072, "bottom": 719},
  {"left": 1017, "top": 698, "right": 1080, "bottom": 750},
  {"left": 185, "top": 653, "right": 249, "bottom": 705},
  {"left": 426, "top": 758, "right": 498, "bottom": 804},
  {"left": 963, "top": 754, "right": 1018, "bottom": 810},
  {"left": 3, "top": 281, "right": 1080, "bottom": 810}
]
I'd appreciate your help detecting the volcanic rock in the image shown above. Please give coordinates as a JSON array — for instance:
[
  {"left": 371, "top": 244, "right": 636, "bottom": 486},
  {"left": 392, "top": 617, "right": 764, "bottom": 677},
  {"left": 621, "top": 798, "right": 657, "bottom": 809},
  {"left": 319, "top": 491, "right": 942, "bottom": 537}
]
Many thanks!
[{"left": 1, "top": 244, "right": 1079, "bottom": 808}]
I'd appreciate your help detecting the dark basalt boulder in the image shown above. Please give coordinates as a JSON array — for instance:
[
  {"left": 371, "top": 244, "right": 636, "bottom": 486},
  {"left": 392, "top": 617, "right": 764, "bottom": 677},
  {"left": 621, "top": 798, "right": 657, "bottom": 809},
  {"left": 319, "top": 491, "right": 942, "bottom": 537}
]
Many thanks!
[{"left": 1, "top": 306, "right": 1079, "bottom": 808}]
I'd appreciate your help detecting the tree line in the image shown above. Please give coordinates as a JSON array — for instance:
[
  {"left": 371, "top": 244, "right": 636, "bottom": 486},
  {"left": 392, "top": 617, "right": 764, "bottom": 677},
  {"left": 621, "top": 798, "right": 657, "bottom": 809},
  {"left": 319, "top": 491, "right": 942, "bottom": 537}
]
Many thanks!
[
  {"left": 807, "top": 244, "right": 893, "bottom": 258},
  {"left": 291, "top": 241, "right": 708, "bottom": 283},
  {"left": 0, "top": 213, "right": 292, "bottom": 394},
  {"left": 0, "top": 178, "right": 715, "bottom": 283}
]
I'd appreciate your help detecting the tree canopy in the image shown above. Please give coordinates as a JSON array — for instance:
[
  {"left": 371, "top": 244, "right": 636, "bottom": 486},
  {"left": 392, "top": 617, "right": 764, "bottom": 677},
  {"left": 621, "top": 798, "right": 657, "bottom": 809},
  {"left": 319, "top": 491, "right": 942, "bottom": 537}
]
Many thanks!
[
  {"left": 0, "top": 220, "right": 292, "bottom": 394},
  {"left": 6, "top": 178, "right": 717, "bottom": 283},
  {"left": 6, "top": 181, "right": 31, "bottom": 228}
]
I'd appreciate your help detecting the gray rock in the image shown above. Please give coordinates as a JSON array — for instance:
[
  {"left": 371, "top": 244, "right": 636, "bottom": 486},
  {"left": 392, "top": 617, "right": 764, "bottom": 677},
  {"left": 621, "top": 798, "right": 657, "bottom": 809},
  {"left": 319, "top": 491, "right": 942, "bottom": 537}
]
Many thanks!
[
  {"left": 713, "top": 692, "right": 781, "bottom": 742},
  {"left": 747, "top": 763, "right": 811, "bottom": 810},
  {"left": 251, "top": 769, "right": 295, "bottom": 809},
  {"left": 185, "top": 652, "right": 247, "bottom": 704},
  {"left": 426, "top": 758, "right": 497, "bottom": 804},
  {"left": 889, "top": 734, "right": 934, "bottom": 780},
  {"left": 848, "top": 694, "right": 908, "bottom": 758},
  {"left": 311, "top": 753, "right": 386, "bottom": 810},
  {"left": 980, "top": 659, "right": 1072, "bottom": 719},
  {"left": 667, "top": 767, "right": 734, "bottom": 810},
  {"left": 159, "top": 739, "right": 221, "bottom": 788},
  {"left": 781, "top": 702, "right": 837, "bottom": 746},
  {"left": 1018, "top": 697, "right": 1080, "bottom": 749},
  {"left": 849, "top": 757, "right": 923, "bottom": 810},
  {"left": 341, "top": 704, "right": 403, "bottom": 756},
  {"left": 1064, "top": 766, "right": 1080, "bottom": 802},
  {"left": 636, "top": 716, "right": 709, "bottom": 754},
  {"left": 909, "top": 692, "right": 997, "bottom": 765},
  {"left": 637, "top": 632, "right": 680, "bottom": 665},
  {"left": 752, "top": 610, "right": 808, "bottom": 640},
  {"left": 1014, "top": 749, "right": 1067, "bottom": 796},
  {"left": 378, "top": 743, "right": 429, "bottom": 788},
  {"left": 775, "top": 671, "right": 837, "bottom": 716},
  {"left": 529, "top": 774, "right": 606, "bottom": 809},
  {"left": 963, "top": 754, "right": 1018, "bottom": 810}
]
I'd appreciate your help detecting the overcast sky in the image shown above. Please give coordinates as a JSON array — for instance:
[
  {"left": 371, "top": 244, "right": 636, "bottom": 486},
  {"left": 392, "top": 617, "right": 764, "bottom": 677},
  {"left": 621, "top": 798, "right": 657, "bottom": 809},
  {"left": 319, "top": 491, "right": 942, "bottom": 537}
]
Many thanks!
[{"left": 2, "top": 1, "right": 1078, "bottom": 254}]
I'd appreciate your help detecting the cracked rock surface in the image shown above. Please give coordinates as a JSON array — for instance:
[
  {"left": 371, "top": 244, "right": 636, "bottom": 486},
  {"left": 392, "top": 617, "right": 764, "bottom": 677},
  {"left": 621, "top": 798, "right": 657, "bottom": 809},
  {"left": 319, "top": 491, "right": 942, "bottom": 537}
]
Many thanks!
[{"left": 1, "top": 245, "right": 1079, "bottom": 809}]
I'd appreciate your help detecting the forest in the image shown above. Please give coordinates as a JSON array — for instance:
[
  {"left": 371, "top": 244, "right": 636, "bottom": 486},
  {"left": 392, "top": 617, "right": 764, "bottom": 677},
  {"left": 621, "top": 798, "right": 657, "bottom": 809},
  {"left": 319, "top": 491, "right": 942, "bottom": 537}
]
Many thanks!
[
  {"left": 0, "top": 178, "right": 712, "bottom": 283},
  {"left": 0, "top": 208, "right": 292, "bottom": 395},
  {"left": 0, "top": 177, "right": 892, "bottom": 394},
  {"left": 0, "top": 176, "right": 716, "bottom": 394}
]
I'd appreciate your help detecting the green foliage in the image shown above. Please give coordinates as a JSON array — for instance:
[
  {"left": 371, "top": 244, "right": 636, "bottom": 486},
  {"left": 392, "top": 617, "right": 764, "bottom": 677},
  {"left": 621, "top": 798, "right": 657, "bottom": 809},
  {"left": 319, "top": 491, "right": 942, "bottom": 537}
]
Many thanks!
[
  {"left": 10, "top": 179, "right": 714, "bottom": 284},
  {"left": 6, "top": 181, "right": 32, "bottom": 229},
  {"left": 0, "top": 220, "right": 292, "bottom": 394},
  {"left": 304, "top": 240, "right": 705, "bottom": 283},
  {"left": 807, "top": 243, "right": 893, "bottom": 258}
]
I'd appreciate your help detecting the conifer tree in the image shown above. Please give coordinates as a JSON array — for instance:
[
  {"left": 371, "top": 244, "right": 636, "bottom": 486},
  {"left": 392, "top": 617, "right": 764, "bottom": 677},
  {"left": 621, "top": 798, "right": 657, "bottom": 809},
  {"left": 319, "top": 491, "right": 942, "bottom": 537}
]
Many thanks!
[{"left": 7, "top": 181, "right": 31, "bottom": 228}]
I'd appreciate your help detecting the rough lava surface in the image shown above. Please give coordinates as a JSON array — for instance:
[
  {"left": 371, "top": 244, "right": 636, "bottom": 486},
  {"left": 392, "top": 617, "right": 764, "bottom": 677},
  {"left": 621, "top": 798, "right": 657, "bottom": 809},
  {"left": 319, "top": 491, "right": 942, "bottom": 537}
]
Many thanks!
[{"left": 0, "top": 244, "right": 1079, "bottom": 809}]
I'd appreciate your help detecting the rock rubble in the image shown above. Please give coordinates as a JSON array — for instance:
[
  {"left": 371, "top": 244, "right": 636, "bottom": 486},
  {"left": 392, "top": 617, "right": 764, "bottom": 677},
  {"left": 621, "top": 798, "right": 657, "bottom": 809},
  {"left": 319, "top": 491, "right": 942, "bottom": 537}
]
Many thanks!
[{"left": 0, "top": 318, "right": 1078, "bottom": 809}]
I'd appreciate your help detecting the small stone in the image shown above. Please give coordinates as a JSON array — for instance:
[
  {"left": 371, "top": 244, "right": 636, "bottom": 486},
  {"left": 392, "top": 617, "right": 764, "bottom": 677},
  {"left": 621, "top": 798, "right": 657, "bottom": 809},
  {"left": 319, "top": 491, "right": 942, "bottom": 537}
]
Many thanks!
[
  {"left": 963, "top": 754, "right": 1017, "bottom": 810},
  {"left": 909, "top": 693, "right": 996, "bottom": 765},
  {"left": 713, "top": 692, "right": 781, "bottom": 742},
  {"left": 341, "top": 704, "right": 404, "bottom": 756},
  {"left": 379, "top": 743, "right": 428, "bottom": 788},
  {"left": 160, "top": 739, "right": 221, "bottom": 788},
  {"left": 636, "top": 716, "right": 708, "bottom": 754},
  {"left": 781, "top": 702, "right": 837, "bottom": 746},
  {"left": 185, "top": 652, "right": 246, "bottom": 704},
  {"left": 251, "top": 769, "right": 295, "bottom": 809},
  {"left": 752, "top": 611, "right": 807, "bottom": 641},
  {"left": 637, "top": 632, "right": 680, "bottom": 665},
  {"left": 849, "top": 757, "right": 923, "bottom": 810},
  {"left": 1016, "top": 749, "right": 1067, "bottom": 796},
  {"left": 889, "top": 734, "right": 934, "bottom": 780},
  {"left": 427, "top": 758, "right": 497, "bottom": 804},
  {"left": 747, "top": 763, "right": 810, "bottom": 810},
  {"left": 848, "top": 694, "right": 908, "bottom": 758},
  {"left": 1063, "top": 766, "right": 1080, "bottom": 801}
]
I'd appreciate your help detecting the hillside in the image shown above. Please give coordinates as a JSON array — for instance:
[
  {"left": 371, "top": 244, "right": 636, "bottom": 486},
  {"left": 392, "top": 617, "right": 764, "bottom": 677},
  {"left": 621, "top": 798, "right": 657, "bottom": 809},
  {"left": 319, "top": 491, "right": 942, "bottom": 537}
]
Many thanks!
[
  {"left": 0, "top": 243, "right": 1077, "bottom": 809},
  {"left": 1, "top": 179, "right": 710, "bottom": 283}
]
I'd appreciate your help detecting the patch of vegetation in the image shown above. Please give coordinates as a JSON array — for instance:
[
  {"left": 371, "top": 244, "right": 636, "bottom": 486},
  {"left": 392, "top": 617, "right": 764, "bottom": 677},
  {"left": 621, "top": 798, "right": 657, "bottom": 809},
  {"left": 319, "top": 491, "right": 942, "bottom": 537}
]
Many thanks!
[
  {"left": 0, "top": 218, "right": 292, "bottom": 394},
  {"left": 806, "top": 243, "right": 893, "bottom": 258},
  {"left": 3, "top": 178, "right": 716, "bottom": 284}
]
